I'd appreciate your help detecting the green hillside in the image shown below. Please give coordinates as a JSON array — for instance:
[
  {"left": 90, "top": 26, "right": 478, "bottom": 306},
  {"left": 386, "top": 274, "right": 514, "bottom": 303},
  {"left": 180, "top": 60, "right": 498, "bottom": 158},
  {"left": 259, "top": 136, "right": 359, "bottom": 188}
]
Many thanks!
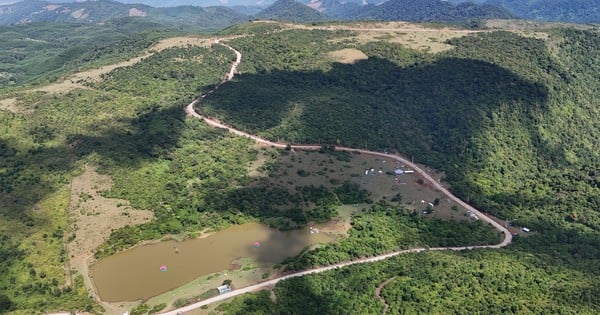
[
  {"left": 0, "top": 37, "right": 253, "bottom": 313},
  {"left": 255, "top": 0, "right": 326, "bottom": 23},
  {"left": 203, "top": 28, "right": 600, "bottom": 228},
  {"left": 0, "top": 0, "right": 248, "bottom": 28},
  {"left": 354, "top": 0, "right": 514, "bottom": 23},
  {"left": 0, "top": 20, "right": 177, "bottom": 87},
  {"left": 486, "top": 0, "right": 600, "bottom": 24},
  {"left": 199, "top": 26, "right": 600, "bottom": 313}
]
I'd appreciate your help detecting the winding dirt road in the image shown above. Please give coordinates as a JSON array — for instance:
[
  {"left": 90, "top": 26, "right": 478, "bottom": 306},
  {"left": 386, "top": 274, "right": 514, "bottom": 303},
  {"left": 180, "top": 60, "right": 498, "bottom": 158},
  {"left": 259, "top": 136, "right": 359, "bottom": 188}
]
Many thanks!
[
  {"left": 169, "top": 41, "right": 512, "bottom": 315},
  {"left": 375, "top": 276, "right": 397, "bottom": 315}
]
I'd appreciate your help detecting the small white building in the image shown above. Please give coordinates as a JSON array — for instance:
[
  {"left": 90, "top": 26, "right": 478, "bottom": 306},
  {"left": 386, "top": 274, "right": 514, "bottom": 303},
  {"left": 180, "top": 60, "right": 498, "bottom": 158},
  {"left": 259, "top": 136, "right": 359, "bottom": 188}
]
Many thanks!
[
  {"left": 466, "top": 211, "right": 479, "bottom": 220},
  {"left": 522, "top": 227, "right": 530, "bottom": 233},
  {"left": 217, "top": 284, "right": 232, "bottom": 294}
]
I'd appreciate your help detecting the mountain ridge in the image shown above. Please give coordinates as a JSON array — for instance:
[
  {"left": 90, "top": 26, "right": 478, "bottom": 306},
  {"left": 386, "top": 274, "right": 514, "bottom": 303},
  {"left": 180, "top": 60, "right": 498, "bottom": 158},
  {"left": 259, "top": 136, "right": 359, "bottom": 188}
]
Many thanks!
[
  {"left": 0, "top": 0, "right": 247, "bottom": 27},
  {"left": 2, "top": 0, "right": 597, "bottom": 23},
  {"left": 255, "top": 0, "right": 326, "bottom": 22},
  {"left": 352, "top": 0, "right": 515, "bottom": 22}
]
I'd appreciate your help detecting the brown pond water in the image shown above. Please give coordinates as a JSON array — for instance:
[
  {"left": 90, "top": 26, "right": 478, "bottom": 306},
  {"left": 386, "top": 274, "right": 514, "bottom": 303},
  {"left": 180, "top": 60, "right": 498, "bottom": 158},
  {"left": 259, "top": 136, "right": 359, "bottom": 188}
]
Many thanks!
[{"left": 91, "top": 222, "right": 335, "bottom": 302}]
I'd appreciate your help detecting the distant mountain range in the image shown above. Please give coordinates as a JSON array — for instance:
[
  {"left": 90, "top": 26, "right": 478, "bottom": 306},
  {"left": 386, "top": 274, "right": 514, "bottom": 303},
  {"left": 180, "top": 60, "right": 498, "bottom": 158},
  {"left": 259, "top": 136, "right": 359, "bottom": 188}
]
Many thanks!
[
  {"left": 0, "top": 0, "right": 247, "bottom": 28},
  {"left": 353, "top": 0, "right": 514, "bottom": 23},
  {"left": 0, "top": 0, "right": 597, "bottom": 25},
  {"left": 255, "top": 0, "right": 325, "bottom": 22},
  {"left": 484, "top": 0, "right": 599, "bottom": 24}
]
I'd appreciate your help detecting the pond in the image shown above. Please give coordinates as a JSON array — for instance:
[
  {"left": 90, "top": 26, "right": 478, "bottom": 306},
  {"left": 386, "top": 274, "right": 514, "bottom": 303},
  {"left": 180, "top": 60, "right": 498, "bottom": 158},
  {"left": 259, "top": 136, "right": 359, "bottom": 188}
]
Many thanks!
[{"left": 91, "top": 222, "right": 335, "bottom": 302}]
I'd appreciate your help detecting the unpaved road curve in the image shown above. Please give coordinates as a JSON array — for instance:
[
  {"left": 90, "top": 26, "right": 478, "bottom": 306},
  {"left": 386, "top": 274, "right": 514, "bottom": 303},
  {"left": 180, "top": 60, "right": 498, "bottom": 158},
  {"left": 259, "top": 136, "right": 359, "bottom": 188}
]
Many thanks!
[
  {"left": 162, "top": 245, "right": 506, "bottom": 315},
  {"left": 171, "top": 41, "right": 512, "bottom": 315},
  {"left": 185, "top": 41, "right": 511, "bottom": 247}
]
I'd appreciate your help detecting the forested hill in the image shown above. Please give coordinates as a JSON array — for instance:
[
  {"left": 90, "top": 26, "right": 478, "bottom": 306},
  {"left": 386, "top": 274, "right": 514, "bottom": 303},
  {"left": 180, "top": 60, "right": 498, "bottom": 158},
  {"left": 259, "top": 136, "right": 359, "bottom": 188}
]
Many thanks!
[
  {"left": 255, "top": 0, "right": 326, "bottom": 23},
  {"left": 0, "top": 19, "right": 183, "bottom": 86},
  {"left": 0, "top": 0, "right": 247, "bottom": 27},
  {"left": 1, "top": 0, "right": 513, "bottom": 26},
  {"left": 201, "top": 25, "right": 600, "bottom": 312},
  {"left": 353, "top": 0, "right": 514, "bottom": 23},
  {"left": 205, "top": 27, "right": 600, "bottom": 232},
  {"left": 4, "top": 0, "right": 596, "bottom": 24},
  {"left": 485, "top": 0, "right": 600, "bottom": 24},
  {"left": 0, "top": 0, "right": 149, "bottom": 24}
]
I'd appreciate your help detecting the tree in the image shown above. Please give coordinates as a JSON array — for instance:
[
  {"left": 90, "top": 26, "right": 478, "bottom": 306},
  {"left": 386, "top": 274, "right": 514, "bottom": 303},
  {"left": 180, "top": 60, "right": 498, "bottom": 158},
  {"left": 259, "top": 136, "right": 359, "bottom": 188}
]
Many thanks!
[{"left": 0, "top": 294, "right": 14, "bottom": 312}]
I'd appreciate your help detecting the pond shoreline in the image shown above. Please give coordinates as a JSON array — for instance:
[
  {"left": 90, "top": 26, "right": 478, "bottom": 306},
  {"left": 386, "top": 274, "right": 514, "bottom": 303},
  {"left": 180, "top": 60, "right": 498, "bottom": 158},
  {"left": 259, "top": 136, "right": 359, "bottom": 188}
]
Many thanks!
[{"left": 89, "top": 222, "right": 338, "bottom": 303}]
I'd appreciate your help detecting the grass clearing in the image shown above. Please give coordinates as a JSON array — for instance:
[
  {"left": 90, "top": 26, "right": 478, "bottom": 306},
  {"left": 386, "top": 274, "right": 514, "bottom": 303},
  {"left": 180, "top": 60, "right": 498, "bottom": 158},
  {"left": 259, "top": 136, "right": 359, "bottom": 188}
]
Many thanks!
[
  {"left": 67, "top": 165, "right": 154, "bottom": 266},
  {"left": 20, "top": 187, "right": 70, "bottom": 289},
  {"left": 328, "top": 30, "right": 470, "bottom": 53},
  {"left": 276, "top": 20, "right": 481, "bottom": 53},
  {"left": 327, "top": 48, "right": 368, "bottom": 64},
  {"left": 0, "top": 97, "right": 27, "bottom": 113},
  {"left": 66, "top": 165, "right": 153, "bottom": 311},
  {"left": 252, "top": 149, "right": 472, "bottom": 225}
]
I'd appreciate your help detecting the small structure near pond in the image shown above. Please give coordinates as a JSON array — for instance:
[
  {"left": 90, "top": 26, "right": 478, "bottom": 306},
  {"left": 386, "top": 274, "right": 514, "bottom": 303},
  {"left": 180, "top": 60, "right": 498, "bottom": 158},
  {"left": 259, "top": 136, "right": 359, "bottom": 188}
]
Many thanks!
[
  {"left": 217, "top": 284, "right": 232, "bottom": 295},
  {"left": 394, "top": 169, "right": 415, "bottom": 175}
]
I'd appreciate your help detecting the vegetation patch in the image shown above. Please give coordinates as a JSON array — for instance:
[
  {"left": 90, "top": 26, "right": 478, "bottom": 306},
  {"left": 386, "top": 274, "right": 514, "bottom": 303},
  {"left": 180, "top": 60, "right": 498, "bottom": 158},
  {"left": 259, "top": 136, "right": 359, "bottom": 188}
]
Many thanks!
[
  {"left": 285, "top": 201, "right": 502, "bottom": 270},
  {"left": 30, "top": 35, "right": 216, "bottom": 95}
]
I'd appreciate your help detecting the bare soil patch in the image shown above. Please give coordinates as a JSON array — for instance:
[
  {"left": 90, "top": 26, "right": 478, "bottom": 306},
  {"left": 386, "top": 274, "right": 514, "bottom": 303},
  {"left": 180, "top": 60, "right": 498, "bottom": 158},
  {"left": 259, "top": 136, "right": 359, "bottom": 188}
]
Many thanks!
[
  {"left": 66, "top": 165, "right": 153, "bottom": 308},
  {"left": 150, "top": 36, "right": 213, "bottom": 52},
  {"left": 328, "top": 48, "right": 368, "bottom": 64},
  {"left": 0, "top": 97, "right": 29, "bottom": 113}
]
